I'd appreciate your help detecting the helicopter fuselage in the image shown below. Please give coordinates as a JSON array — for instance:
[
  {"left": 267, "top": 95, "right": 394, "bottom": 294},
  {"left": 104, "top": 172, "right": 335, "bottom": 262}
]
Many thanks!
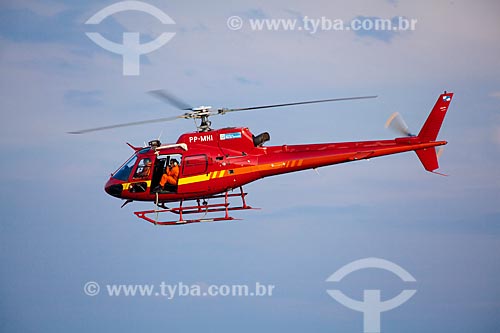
[{"left": 104, "top": 124, "right": 447, "bottom": 203}]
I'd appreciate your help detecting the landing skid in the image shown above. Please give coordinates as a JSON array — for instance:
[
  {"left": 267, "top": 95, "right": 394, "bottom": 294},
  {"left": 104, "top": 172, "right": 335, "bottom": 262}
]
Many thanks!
[{"left": 134, "top": 187, "right": 258, "bottom": 225}]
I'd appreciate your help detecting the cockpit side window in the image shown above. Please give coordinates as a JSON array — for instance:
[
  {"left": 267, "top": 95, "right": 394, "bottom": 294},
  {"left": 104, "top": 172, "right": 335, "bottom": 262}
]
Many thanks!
[
  {"left": 182, "top": 154, "right": 208, "bottom": 176},
  {"left": 133, "top": 158, "right": 153, "bottom": 179}
]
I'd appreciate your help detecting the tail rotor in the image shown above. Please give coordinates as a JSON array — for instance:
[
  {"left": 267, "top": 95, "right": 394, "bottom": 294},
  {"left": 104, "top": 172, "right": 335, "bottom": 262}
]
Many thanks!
[{"left": 385, "top": 112, "right": 415, "bottom": 137}]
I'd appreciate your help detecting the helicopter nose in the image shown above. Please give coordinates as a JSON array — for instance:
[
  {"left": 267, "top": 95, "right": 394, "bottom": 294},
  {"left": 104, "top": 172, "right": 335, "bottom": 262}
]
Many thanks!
[{"left": 105, "top": 179, "right": 123, "bottom": 198}]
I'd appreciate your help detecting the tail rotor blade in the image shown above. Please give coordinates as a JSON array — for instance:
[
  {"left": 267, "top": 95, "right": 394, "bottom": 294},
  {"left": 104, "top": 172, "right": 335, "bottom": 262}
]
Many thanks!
[
  {"left": 385, "top": 112, "right": 413, "bottom": 136},
  {"left": 436, "top": 147, "right": 445, "bottom": 159}
]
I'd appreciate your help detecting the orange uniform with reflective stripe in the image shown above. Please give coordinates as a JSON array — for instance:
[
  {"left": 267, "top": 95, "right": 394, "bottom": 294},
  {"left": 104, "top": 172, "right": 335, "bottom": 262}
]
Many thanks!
[{"left": 159, "top": 164, "right": 179, "bottom": 186}]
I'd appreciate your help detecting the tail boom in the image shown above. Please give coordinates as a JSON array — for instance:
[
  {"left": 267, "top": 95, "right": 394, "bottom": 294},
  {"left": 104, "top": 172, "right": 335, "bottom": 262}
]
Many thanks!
[{"left": 256, "top": 92, "right": 453, "bottom": 178}]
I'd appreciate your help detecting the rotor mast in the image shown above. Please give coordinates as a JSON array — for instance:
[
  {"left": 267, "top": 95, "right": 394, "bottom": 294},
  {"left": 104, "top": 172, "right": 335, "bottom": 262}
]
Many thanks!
[{"left": 185, "top": 106, "right": 213, "bottom": 132}]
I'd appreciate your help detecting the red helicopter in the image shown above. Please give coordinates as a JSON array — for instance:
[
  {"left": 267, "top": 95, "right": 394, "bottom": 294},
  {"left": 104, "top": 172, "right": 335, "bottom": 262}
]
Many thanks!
[{"left": 70, "top": 90, "right": 453, "bottom": 225}]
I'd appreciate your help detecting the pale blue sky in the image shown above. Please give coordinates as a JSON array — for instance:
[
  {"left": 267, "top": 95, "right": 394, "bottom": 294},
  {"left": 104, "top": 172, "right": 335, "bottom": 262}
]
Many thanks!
[{"left": 1, "top": 1, "right": 499, "bottom": 332}]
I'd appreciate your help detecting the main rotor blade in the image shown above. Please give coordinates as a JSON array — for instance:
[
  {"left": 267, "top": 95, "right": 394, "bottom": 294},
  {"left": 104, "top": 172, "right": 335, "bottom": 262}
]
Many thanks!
[
  {"left": 149, "top": 90, "right": 193, "bottom": 110},
  {"left": 68, "top": 115, "right": 183, "bottom": 134},
  {"left": 222, "top": 95, "right": 378, "bottom": 113}
]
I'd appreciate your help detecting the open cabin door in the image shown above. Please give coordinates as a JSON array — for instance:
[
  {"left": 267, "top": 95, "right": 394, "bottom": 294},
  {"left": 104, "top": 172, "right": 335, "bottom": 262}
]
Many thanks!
[{"left": 151, "top": 153, "right": 183, "bottom": 193}]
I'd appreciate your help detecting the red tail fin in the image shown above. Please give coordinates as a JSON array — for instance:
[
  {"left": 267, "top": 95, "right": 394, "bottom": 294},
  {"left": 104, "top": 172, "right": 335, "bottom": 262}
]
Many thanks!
[
  {"left": 418, "top": 92, "right": 453, "bottom": 142},
  {"left": 414, "top": 92, "right": 453, "bottom": 173}
]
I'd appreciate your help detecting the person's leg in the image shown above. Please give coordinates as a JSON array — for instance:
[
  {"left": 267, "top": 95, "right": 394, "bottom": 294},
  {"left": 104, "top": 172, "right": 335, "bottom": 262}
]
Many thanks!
[{"left": 159, "top": 174, "right": 167, "bottom": 187}]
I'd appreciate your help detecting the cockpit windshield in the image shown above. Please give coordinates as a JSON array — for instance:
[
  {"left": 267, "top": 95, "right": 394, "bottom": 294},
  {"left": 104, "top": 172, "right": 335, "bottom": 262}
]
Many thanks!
[{"left": 113, "top": 155, "right": 138, "bottom": 181}]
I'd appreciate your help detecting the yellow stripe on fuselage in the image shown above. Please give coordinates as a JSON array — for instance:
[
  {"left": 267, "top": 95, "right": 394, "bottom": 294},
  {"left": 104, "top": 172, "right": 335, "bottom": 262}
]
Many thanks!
[
  {"left": 177, "top": 169, "right": 231, "bottom": 186},
  {"left": 177, "top": 173, "right": 212, "bottom": 186}
]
